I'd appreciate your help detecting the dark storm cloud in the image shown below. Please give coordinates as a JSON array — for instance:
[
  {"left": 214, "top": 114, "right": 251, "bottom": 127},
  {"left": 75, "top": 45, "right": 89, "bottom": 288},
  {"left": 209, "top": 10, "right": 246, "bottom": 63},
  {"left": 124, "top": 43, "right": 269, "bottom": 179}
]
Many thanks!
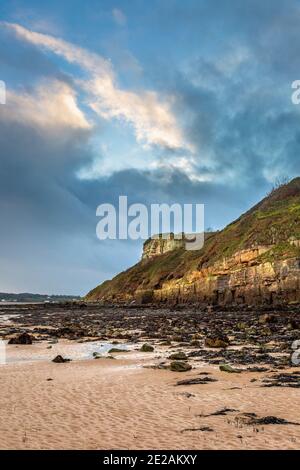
[
  {"left": 0, "top": 91, "right": 100, "bottom": 294},
  {"left": 154, "top": 0, "right": 300, "bottom": 189}
]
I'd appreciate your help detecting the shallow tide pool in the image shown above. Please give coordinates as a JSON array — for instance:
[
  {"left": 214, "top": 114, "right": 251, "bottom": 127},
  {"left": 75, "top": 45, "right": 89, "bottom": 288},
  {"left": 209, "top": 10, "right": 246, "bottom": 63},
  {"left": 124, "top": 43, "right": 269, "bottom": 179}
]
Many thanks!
[{"left": 1, "top": 340, "right": 129, "bottom": 365}]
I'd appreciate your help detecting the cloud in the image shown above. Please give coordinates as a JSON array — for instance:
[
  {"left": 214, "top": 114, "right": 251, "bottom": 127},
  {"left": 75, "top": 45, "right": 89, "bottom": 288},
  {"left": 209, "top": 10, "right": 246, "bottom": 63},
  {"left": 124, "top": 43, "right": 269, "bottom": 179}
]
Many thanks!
[
  {"left": 2, "top": 22, "right": 112, "bottom": 75},
  {"left": 5, "top": 80, "right": 91, "bottom": 131},
  {"left": 0, "top": 79, "right": 93, "bottom": 209},
  {"left": 112, "top": 8, "right": 127, "bottom": 26},
  {"left": 3, "top": 22, "right": 191, "bottom": 153},
  {"left": 86, "top": 77, "right": 189, "bottom": 150}
]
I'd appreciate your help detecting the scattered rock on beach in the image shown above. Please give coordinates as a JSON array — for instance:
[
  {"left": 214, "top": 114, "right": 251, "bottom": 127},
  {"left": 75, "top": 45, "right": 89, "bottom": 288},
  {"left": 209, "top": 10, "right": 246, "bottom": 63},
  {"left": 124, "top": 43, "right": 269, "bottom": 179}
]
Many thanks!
[
  {"left": 8, "top": 333, "right": 33, "bottom": 345},
  {"left": 159, "top": 340, "right": 172, "bottom": 346},
  {"left": 261, "top": 372, "right": 300, "bottom": 388},
  {"left": 170, "top": 361, "right": 192, "bottom": 372},
  {"left": 219, "top": 364, "right": 242, "bottom": 373},
  {"left": 108, "top": 347, "right": 128, "bottom": 353},
  {"left": 259, "top": 314, "right": 277, "bottom": 324},
  {"left": 93, "top": 352, "right": 102, "bottom": 359},
  {"left": 205, "top": 334, "right": 229, "bottom": 348},
  {"left": 181, "top": 426, "right": 214, "bottom": 433},
  {"left": 234, "top": 412, "right": 299, "bottom": 427},
  {"left": 140, "top": 343, "right": 154, "bottom": 352},
  {"left": 197, "top": 408, "right": 238, "bottom": 418},
  {"left": 168, "top": 352, "right": 187, "bottom": 360},
  {"left": 178, "top": 392, "right": 195, "bottom": 398},
  {"left": 52, "top": 355, "right": 71, "bottom": 363},
  {"left": 209, "top": 408, "right": 238, "bottom": 416},
  {"left": 246, "top": 366, "right": 269, "bottom": 372},
  {"left": 144, "top": 362, "right": 168, "bottom": 370},
  {"left": 286, "top": 319, "right": 299, "bottom": 330},
  {"left": 176, "top": 376, "right": 217, "bottom": 386}
]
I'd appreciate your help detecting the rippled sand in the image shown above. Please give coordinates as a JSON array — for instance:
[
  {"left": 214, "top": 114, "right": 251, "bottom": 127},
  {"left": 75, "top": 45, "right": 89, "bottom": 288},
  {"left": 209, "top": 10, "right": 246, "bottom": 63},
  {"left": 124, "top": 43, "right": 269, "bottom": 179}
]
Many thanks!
[{"left": 0, "top": 343, "right": 299, "bottom": 450}]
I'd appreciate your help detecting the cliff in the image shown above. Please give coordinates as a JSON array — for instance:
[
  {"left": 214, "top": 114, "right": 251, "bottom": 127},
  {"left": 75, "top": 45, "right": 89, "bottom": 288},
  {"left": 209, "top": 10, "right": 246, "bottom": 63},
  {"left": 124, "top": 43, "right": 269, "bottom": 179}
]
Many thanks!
[
  {"left": 86, "top": 178, "right": 300, "bottom": 306},
  {"left": 142, "top": 233, "right": 185, "bottom": 260}
]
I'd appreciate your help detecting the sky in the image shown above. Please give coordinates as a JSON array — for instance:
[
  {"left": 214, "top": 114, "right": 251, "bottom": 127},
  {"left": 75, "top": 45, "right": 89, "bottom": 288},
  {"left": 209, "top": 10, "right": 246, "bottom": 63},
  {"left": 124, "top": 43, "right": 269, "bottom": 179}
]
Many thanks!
[{"left": 1, "top": 0, "right": 300, "bottom": 295}]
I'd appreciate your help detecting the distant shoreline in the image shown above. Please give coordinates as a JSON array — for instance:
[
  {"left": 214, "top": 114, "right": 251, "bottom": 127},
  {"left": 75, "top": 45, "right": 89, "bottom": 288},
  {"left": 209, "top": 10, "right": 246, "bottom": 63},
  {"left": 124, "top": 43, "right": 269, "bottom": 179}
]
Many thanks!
[
  {"left": 0, "top": 301, "right": 58, "bottom": 306},
  {"left": 0, "top": 293, "right": 81, "bottom": 304}
]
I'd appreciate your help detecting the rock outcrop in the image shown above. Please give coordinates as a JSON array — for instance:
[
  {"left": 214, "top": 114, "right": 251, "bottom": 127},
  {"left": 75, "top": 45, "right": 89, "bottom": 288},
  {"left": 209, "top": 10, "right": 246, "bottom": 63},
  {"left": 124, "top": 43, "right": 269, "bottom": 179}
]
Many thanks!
[
  {"left": 142, "top": 233, "right": 185, "bottom": 260},
  {"left": 86, "top": 178, "right": 300, "bottom": 306},
  {"left": 149, "top": 250, "right": 300, "bottom": 306}
]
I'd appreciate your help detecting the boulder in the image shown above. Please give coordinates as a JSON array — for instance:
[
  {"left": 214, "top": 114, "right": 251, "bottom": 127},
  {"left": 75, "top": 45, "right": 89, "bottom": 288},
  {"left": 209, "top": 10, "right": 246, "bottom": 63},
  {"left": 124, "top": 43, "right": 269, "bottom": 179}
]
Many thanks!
[
  {"left": 287, "top": 320, "right": 299, "bottom": 330},
  {"left": 8, "top": 333, "right": 33, "bottom": 345},
  {"left": 219, "top": 364, "right": 241, "bottom": 373},
  {"left": 168, "top": 352, "right": 187, "bottom": 361},
  {"left": 259, "top": 314, "right": 277, "bottom": 324},
  {"left": 93, "top": 352, "right": 102, "bottom": 359},
  {"left": 205, "top": 335, "right": 229, "bottom": 348},
  {"left": 140, "top": 343, "right": 154, "bottom": 352},
  {"left": 170, "top": 361, "right": 192, "bottom": 372},
  {"left": 108, "top": 347, "right": 128, "bottom": 353},
  {"left": 52, "top": 355, "right": 71, "bottom": 363}
]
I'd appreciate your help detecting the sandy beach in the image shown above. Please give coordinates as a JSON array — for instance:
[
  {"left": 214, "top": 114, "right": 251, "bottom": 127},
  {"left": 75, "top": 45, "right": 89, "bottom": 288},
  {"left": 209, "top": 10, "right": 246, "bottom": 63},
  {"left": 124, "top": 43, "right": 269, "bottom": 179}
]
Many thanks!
[{"left": 0, "top": 340, "right": 299, "bottom": 450}]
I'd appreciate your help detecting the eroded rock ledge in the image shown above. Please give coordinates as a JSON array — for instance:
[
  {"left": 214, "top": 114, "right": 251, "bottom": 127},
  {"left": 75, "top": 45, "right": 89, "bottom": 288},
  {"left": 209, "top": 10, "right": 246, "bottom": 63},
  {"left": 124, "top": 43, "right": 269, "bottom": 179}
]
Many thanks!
[{"left": 138, "top": 248, "right": 300, "bottom": 306}]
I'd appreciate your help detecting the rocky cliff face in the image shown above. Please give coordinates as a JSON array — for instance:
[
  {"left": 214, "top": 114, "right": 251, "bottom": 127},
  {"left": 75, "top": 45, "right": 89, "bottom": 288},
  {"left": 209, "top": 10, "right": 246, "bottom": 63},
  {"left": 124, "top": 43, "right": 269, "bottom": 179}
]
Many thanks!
[
  {"left": 87, "top": 178, "right": 300, "bottom": 306},
  {"left": 142, "top": 234, "right": 185, "bottom": 260},
  {"left": 149, "top": 245, "right": 300, "bottom": 306}
]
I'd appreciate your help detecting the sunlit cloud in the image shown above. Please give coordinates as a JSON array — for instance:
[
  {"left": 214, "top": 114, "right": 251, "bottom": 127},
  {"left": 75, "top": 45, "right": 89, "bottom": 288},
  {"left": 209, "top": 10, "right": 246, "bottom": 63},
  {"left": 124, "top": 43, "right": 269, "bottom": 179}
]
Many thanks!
[
  {"left": 4, "top": 80, "right": 92, "bottom": 132},
  {"left": 150, "top": 157, "right": 212, "bottom": 183},
  {"left": 3, "top": 22, "right": 111, "bottom": 75}
]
